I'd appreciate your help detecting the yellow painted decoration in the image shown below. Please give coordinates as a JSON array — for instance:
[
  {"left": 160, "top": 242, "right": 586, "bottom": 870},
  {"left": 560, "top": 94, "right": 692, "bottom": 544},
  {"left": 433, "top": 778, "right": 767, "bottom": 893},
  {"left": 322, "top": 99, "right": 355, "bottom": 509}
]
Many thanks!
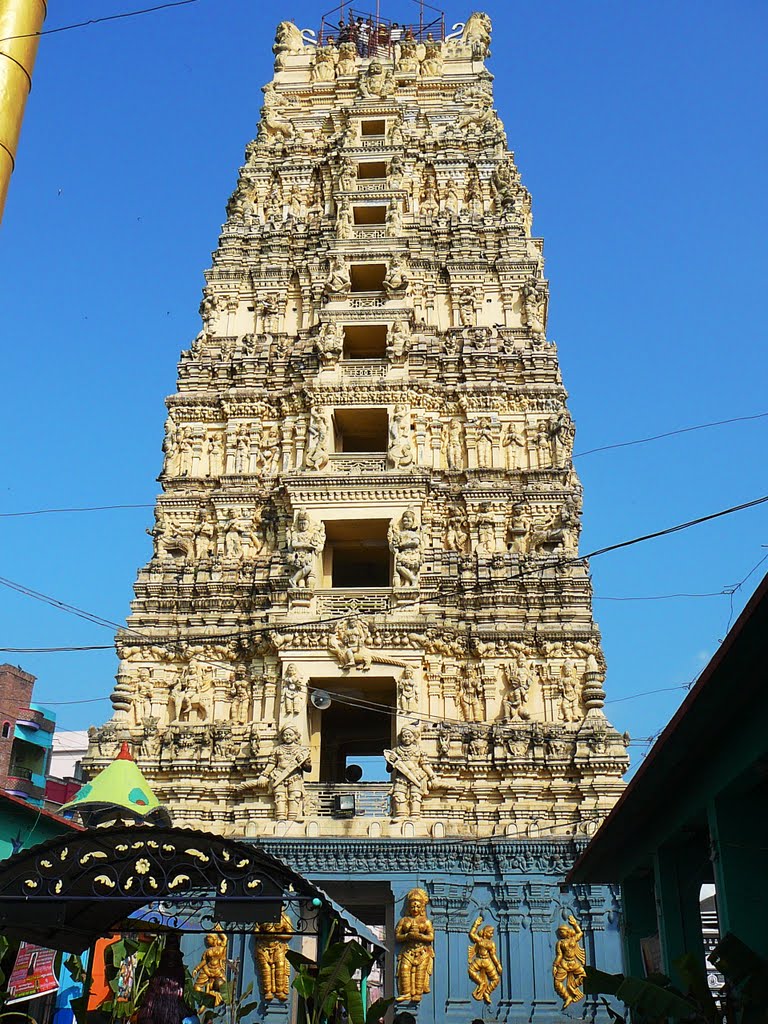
[
  {"left": 396, "top": 889, "right": 434, "bottom": 1003},
  {"left": 468, "top": 916, "right": 502, "bottom": 1003},
  {"left": 253, "top": 912, "right": 293, "bottom": 1002},
  {"left": 553, "top": 915, "right": 586, "bottom": 1009},
  {"left": 193, "top": 925, "right": 228, "bottom": 1006}
]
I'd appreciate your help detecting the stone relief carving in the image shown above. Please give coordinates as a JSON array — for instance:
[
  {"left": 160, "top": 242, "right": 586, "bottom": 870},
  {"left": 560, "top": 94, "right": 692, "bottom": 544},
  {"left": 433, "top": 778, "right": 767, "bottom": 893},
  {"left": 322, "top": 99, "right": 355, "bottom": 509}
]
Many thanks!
[
  {"left": 238, "top": 725, "right": 310, "bottom": 820},
  {"left": 287, "top": 509, "right": 325, "bottom": 589},
  {"left": 389, "top": 509, "right": 423, "bottom": 587},
  {"left": 328, "top": 616, "right": 374, "bottom": 671},
  {"left": 501, "top": 660, "right": 531, "bottom": 721},
  {"left": 386, "top": 727, "right": 436, "bottom": 818},
  {"left": 382, "top": 255, "right": 410, "bottom": 296},
  {"left": 459, "top": 11, "right": 492, "bottom": 58},
  {"left": 280, "top": 663, "right": 304, "bottom": 716},
  {"left": 304, "top": 408, "right": 330, "bottom": 470},
  {"left": 359, "top": 60, "right": 396, "bottom": 98},
  {"left": 388, "top": 404, "right": 416, "bottom": 469}
]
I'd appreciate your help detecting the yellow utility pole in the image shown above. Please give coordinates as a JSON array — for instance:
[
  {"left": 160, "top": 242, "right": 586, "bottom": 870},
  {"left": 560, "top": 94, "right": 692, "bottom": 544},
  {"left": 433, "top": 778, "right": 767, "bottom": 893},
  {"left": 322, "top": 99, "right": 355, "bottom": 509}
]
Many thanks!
[{"left": 0, "top": 0, "right": 47, "bottom": 223}]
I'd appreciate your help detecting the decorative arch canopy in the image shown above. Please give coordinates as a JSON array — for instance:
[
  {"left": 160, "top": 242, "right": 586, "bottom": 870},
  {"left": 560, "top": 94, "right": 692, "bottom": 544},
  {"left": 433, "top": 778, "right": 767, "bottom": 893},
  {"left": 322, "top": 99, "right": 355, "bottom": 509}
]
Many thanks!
[{"left": 0, "top": 823, "right": 340, "bottom": 952}]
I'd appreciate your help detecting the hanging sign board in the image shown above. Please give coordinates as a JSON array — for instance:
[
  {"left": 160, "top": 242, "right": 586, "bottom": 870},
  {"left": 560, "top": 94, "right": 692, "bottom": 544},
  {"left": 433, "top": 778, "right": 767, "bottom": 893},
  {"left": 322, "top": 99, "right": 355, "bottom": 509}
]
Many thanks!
[{"left": 7, "top": 942, "right": 59, "bottom": 1004}]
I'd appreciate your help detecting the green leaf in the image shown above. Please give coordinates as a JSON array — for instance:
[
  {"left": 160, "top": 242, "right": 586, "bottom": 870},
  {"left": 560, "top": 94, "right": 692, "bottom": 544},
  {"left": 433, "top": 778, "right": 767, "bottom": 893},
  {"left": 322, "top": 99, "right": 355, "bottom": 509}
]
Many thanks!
[
  {"left": 615, "top": 975, "right": 698, "bottom": 1018},
  {"left": 365, "top": 997, "right": 394, "bottom": 1024},
  {"left": 286, "top": 950, "right": 315, "bottom": 971},
  {"left": 584, "top": 967, "right": 624, "bottom": 996},
  {"left": 341, "top": 980, "right": 366, "bottom": 1024},
  {"left": 237, "top": 1001, "right": 260, "bottom": 1018}
]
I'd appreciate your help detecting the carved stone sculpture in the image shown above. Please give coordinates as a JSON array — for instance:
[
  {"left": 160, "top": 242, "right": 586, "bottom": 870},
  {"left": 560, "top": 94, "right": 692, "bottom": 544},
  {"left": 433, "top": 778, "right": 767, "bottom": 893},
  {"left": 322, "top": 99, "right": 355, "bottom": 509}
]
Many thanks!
[
  {"left": 386, "top": 320, "right": 410, "bottom": 362},
  {"left": 521, "top": 275, "right": 547, "bottom": 339},
  {"left": 328, "top": 617, "right": 373, "bottom": 671},
  {"left": 460, "top": 11, "right": 492, "bottom": 58},
  {"left": 253, "top": 911, "right": 293, "bottom": 1001},
  {"left": 458, "top": 667, "right": 484, "bottom": 722},
  {"left": 421, "top": 34, "right": 444, "bottom": 77},
  {"left": 324, "top": 255, "right": 351, "bottom": 298},
  {"left": 501, "top": 661, "right": 530, "bottom": 720},
  {"left": 281, "top": 663, "right": 304, "bottom": 716},
  {"left": 389, "top": 509, "right": 422, "bottom": 587},
  {"left": 398, "top": 666, "right": 417, "bottom": 711},
  {"left": 553, "top": 915, "right": 586, "bottom": 1009},
  {"left": 388, "top": 404, "right": 415, "bottom": 469},
  {"left": 311, "top": 40, "right": 337, "bottom": 82},
  {"left": 395, "top": 888, "right": 435, "bottom": 1002},
  {"left": 304, "top": 408, "right": 330, "bottom": 470},
  {"left": 501, "top": 422, "right": 527, "bottom": 470},
  {"left": 359, "top": 60, "right": 395, "bottom": 98},
  {"left": 287, "top": 509, "right": 325, "bottom": 589},
  {"left": 272, "top": 21, "right": 305, "bottom": 69},
  {"left": 336, "top": 198, "right": 353, "bottom": 239},
  {"left": 337, "top": 41, "right": 357, "bottom": 76},
  {"left": 316, "top": 321, "right": 343, "bottom": 366},
  {"left": 382, "top": 255, "right": 410, "bottom": 296},
  {"left": 239, "top": 726, "right": 310, "bottom": 820},
  {"left": 559, "top": 661, "right": 582, "bottom": 722},
  {"left": 468, "top": 916, "right": 502, "bottom": 1003},
  {"left": 259, "top": 82, "right": 296, "bottom": 144},
  {"left": 386, "top": 726, "right": 435, "bottom": 818}
]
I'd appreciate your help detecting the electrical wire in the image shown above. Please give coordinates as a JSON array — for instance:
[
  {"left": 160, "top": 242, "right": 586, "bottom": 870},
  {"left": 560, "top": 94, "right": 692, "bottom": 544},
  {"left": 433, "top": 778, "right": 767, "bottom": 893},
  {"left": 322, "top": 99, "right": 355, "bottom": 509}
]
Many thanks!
[
  {"left": 0, "top": 0, "right": 200, "bottom": 44},
  {"left": 573, "top": 410, "right": 768, "bottom": 459},
  {"left": 0, "top": 504, "right": 153, "bottom": 519}
]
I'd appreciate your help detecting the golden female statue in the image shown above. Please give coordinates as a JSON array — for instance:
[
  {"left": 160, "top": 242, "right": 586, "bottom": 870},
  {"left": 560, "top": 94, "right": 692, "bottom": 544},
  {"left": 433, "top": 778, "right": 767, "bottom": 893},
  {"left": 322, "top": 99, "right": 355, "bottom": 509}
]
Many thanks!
[
  {"left": 552, "top": 915, "right": 586, "bottom": 1009},
  {"left": 192, "top": 925, "right": 228, "bottom": 1005},
  {"left": 395, "top": 889, "right": 435, "bottom": 1003},
  {"left": 253, "top": 911, "right": 293, "bottom": 1002},
  {"left": 468, "top": 916, "right": 502, "bottom": 1003}
]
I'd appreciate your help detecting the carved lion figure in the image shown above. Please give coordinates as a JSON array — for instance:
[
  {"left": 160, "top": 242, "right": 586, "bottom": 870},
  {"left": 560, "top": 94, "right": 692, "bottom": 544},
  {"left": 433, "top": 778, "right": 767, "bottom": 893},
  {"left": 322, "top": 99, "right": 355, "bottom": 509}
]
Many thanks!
[
  {"left": 461, "top": 12, "right": 492, "bottom": 57},
  {"left": 273, "top": 21, "right": 305, "bottom": 55}
]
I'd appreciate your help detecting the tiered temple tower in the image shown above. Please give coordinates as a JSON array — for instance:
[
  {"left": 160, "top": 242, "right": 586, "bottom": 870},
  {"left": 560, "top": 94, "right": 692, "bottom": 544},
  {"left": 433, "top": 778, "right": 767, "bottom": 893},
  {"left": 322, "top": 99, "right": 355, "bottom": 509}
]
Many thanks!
[{"left": 87, "top": 11, "right": 628, "bottom": 1021}]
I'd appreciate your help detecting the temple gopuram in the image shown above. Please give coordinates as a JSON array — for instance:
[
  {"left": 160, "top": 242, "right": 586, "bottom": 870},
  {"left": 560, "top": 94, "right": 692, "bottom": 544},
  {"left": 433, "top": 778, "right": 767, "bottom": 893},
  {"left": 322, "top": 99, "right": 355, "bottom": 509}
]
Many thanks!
[{"left": 86, "top": 9, "right": 629, "bottom": 1020}]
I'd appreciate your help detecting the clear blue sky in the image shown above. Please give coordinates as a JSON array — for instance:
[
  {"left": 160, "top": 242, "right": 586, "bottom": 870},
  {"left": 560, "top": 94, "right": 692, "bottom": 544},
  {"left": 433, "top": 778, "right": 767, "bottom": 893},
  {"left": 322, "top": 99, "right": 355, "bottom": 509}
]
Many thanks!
[{"left": 1, "top": 1, "right": 766, "bottom": 770}]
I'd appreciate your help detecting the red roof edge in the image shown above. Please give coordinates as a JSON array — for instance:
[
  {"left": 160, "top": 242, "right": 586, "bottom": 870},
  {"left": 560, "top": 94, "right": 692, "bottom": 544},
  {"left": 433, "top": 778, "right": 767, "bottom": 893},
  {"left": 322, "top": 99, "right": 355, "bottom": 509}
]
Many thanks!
[{"left": 0, "top": 790, "right": 85, "bottom": 830}]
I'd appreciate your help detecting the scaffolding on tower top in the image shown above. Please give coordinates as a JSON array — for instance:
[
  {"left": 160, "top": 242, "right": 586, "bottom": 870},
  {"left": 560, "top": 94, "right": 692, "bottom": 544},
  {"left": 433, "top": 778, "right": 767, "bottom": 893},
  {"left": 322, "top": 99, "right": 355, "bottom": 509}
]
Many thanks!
[{"left": 318, "top": 0, "right": 446, "bottom": 54}]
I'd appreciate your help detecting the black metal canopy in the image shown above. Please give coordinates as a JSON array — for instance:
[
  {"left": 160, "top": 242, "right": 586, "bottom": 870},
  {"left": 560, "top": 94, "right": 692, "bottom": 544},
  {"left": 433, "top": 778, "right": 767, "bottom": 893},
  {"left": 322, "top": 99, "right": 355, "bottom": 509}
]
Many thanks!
[{"left": 0, "top": 822, "right": 377, "bottom": 953}]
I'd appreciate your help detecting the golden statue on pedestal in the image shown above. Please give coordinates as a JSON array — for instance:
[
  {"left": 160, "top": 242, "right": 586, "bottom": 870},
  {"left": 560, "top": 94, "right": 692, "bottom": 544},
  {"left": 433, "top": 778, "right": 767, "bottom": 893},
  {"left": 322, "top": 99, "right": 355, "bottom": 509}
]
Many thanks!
[
  {"left": 192, "top": 925, "right": 228, "bottom": 1005},
  {"left": 395, "top": 888, "right": 435, "bottom": 1003},
  {"left": 253, "top": 910, "right": 293, "bottom": 1002},
  {"left": 553, "top": 915, "right": 586, "bottom": 1009},
  {"left": 468, "top": 916, "right": 502, "bottom": 1003}
]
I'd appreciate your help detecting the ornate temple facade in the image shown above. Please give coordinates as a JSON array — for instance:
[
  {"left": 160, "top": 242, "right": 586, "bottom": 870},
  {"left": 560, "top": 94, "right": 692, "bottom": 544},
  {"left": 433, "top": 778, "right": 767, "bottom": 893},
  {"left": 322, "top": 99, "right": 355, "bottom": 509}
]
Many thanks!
[{"left": 87, "top": 11, "right": 628, "bottom": 1021}]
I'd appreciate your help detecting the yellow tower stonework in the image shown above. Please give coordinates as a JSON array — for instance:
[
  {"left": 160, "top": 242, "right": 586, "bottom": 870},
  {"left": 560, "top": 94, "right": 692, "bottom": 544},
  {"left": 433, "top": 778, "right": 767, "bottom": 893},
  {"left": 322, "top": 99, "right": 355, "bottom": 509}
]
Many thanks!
[{"left": 87, "top": 15, "right": 628, "bottom": 1017}]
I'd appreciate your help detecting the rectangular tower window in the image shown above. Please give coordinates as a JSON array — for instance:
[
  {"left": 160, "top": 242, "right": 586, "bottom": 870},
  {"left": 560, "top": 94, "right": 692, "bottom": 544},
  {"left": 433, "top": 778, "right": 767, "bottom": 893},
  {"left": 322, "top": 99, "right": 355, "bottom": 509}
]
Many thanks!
[
  {"left": 322, "top": 519, "right": 391, "bottom": 589},
  {"left": 333, "top": 407, "right": 388, "bottom": 452},
  {"left": 357, "top": 161, "right": 387, "bottom": 180},
  {"left": 343, "top": 325, "right": 387, "bottom": 359},
  {"left": 353, "top": 205, "right": 387, "bottom": 225},
  {"left": 314, "top": 675, "right": 396, "bottom": 782},
  {"left": 350, "top": 263, "right": 387, "bottom": 292},
  {"left": 360, "top": 119, "right": 386, "bottom": 138}
]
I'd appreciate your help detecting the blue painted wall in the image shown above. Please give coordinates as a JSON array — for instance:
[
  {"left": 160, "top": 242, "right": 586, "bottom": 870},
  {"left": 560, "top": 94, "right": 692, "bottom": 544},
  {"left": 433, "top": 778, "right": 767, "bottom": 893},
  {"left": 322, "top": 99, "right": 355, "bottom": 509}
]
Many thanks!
[{"left": 190, "top": 838, "right": 623, "bottom": 1024}]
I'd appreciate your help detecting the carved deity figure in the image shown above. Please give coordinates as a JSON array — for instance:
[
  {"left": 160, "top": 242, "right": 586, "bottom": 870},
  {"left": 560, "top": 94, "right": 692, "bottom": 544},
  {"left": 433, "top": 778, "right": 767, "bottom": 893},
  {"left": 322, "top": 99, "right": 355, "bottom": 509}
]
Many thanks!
[
  {"left": 259, "top": 82, "right": 296, "bottom": 144},
  {"left": 316, "top": 321, "right": 343, "bottom": 366},
  {"left": 502, "top": 421, "right": 527, "bottom": 470},
  {"left": 553, "top": 916, "right": 586, "bottom": 1009},
  {"left": 445, "top": 419, "right": 465, "bottom": 470},
  {"left": 396, "top": 888, "right": 435, "bottom": 1002},
  {"left": 443, "top": 179, "right": 460, "bottom": 216},
  {"left": 421, "top": 33, "right": 443, "bottom": 76},
  {"left": 328, "top": 617, "right": 374, "bottom": 671},
  {"left": 388, "top": 404, "right": 415, "bottom": 469},
  {"left": 382, "top": 255, "right": 410, "bottom": 296},
  {"left": 281, "top": 663, "right": 304, "bottom": 716},
  {"left": 193, "top": 926, "right": 228, "bottom": 1006},
  {"left": 386, "top": 726, "right": 435, "bottom": 818},
  {"left": 193, "top": 509, "right": 216, "bottom": 560},
  {"left": 396, "top": 36, "right": 419, "bottom": 74},
  {"left": 475, "top": 417, "right": 494, "bottom": 468},
  {"left": 239, "top": 726, "right": 311, "bottom": 820},
  {"left": 229, "top": 670, "right": 251, "bottom": 724},
  {"left": 386, "top": 202, "right": 403, "bottom": 237},
  {"left": 336, "top": 198, "right": 353, "bottom": 239},
  {"left": 444, "top": 512, "right": 470, "bottom": 553},
  {"left": 253, "top": 911, "right": 293, "bottom": 1001},
  {"left": 475, "top": 511, "right": 497, "bottom": 555},
  {"left": 458, "top": 667, "right": 484, "bottom": 722},
  {"left": 324, "top": 255, "right": 351, "bottom": 297},
  {"left": 287, "top": 510, "right": 325, "bottom": 589},
  {"left": 386, "top": 320, "right": 410, "bottom": 362},
  {"left": 389, "top": 509, "right": 422, "bottom": 587},
  {"left": 457, "top": 286, "right": 476, "bottom": 327},
  {"left": 559, "top": 661, "right": 582, "bottom": 722},
  {"left": 398, "top": 667, "right": 418, "bottom": 711},
  {"left": 468, "top": 916, "right": 502, "bottom": 1003},
  {"left": 521, "top": 275, "right": 547, "bottom": 339},
  {"left": 456, "top": 81, "right": 497, "bottom": 133},
  {"left": 304, "top": 408, "right": 330, "bottom": 470},
  {"left": 501, "top": 660, "right": 531, "bottom": 720},
  {"left": 359, "top": 59, "right": 395, "bottom": 98}
]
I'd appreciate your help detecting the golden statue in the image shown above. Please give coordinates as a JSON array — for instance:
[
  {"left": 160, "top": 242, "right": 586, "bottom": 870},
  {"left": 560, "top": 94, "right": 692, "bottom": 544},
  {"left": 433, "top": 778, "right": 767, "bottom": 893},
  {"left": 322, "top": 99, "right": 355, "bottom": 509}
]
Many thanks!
[
  {"left": 192, "top": 925, "right": 228, "bottom": 1005},
  {"left": 253, "top": 910, "right": 293, "bottom": 1002},
  {"left": 395, "top": 888, "right": 435, "bottom": 1003},
  {"left": 553, "top": 915, "right": 586, "bottom": 1009},
  {"left": 468, "top": 916, "right": 502, "bottom": 1003}
]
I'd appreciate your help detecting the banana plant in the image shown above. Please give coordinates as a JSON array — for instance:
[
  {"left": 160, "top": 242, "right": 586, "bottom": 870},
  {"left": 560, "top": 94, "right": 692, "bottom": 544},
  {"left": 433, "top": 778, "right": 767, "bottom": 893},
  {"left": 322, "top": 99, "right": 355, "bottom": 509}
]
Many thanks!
[{"left": 287, "top": 940, "right": 392, "bottom": 1024}]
